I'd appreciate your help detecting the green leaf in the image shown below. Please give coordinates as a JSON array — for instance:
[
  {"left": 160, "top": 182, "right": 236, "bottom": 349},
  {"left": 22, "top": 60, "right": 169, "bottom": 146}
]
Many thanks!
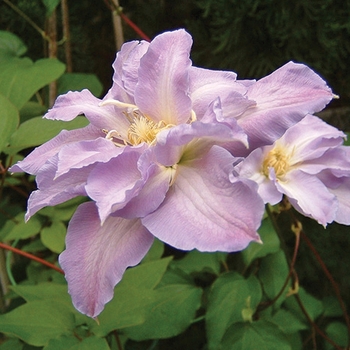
[
  {"left": 0, "top": 94, "right": 19, "bottom": 152},
  {"left": 44, "top": 335, "right": 110, "bottom": 350},
  {"left": 242, "top": 217, "right": 281, "bottom": 266},
  {"left": 40, "top": 220, "right": 67, "bottom": 253},
  {"left": 141, "top": 238, "right": 164, "bottom": 263},
  {"left": 0, "top": 30, "right": 27, "bottom": 58},
  {"left": 206, "top": 272, "right": 262, "bottom": 350},
  {"left": 57, "top": 73, "right": 103, "bottom": 97},
  {"left": 42, "top": 0, "right": 61, "bottom": 17},
  {"left": 258, "top": 250, "right": 291, "bottom": 308},
  {"left": 283, "top": 288, "right": 324, "bottom": 322},
  {"left": 172, "top": 250, "right": 227, "bottom": 275},
  {"left": 0, "top": 57, "right": 65, "bottom": 109},
  {"left": 325, "top": 322, "right": 348, "bottom": 350},
  {"left": 221, "top": 320, "right": 292, "bottom": 350},
  {"left": 43, "top": 335, "right": 79, "bottom": 350},
  {"left": 6, "top": 116, "right": 89, "bottom": 155},
  {"left": 119, "top": 257, "right": 172, "bottom": 290},
  {"left": 123, "top": 284, "right": 202, "bottom": 340},
  {"left": 271, "top": 309, "right": 308, "bottom": 334},
  {"left": 0, "top": 338, "right": 23, "bottom": 350},
  {"left": 0, "top": 301, "right": 75, "bottom": 346},
  {"left": 91, "top": 287, "right": 149, "bottom": 337},
  {"left": 20, "top": 101, "right": 48, "bottom": 122},
  {"left": 3, "top": 212, "right": 41, "bottom": 240},
  {"left": 322, "top": 296, "right": 343, "bottom": 317}
]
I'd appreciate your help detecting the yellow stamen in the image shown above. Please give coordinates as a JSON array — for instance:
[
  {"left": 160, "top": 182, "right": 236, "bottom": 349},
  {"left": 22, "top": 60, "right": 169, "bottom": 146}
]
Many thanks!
[{"left": 262, "top": 145, "right": 292, "bottom": 178}]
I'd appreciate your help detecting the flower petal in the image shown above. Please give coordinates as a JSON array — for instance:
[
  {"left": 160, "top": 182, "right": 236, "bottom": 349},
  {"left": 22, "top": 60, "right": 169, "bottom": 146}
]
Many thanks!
[
  {"left": 142, "top": 146, "right": 263, "bottom": 252},
  {"left": 9, "top": 124, "right": 101, "bottom": 175},
  {"left": 238, "top": 62, "right": 334, "bottom": 149},
  {"left": 189, "top": 66, "right": 254, "bottom": 119},
  {"left": 26, "top": 156, "right": 92, "bottom": 220},
  {"left": 276, "top": 170, "right": 337, "bottom": 225},
  {"left": 45, "top": 89, "right": 126, "bottom": 131},
  {"left": 59, "top": 202, "right": 153, "bottom": 317},
  {"left": 85, "top": 146, "right": 147, "bottom": 223},
  {"left": 56, "top": 137, "right": 122, "bottom": 177},
  {"left": 134, "top": 29, "right": 192, "bottom": 125}
]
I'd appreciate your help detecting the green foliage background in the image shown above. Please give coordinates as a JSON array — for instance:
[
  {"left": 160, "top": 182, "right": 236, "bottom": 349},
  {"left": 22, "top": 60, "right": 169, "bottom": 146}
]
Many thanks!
[{"left": 0, "top": 1, "right": 350, "bottom": 349}]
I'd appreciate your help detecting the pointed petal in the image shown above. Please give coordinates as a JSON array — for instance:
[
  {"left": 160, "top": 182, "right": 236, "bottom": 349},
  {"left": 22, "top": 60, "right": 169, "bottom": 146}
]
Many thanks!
[
  {"left": 59, "top": 202, "right": 153, "bottom": 317},
  {"left": 9, "top": 124, "right": 101, "bottom": 175},
  {"left": 239, "top": 62, "right": 334, "bottom": 148},
  {"left": 276, "top": 170, "right": 337, "bottom": 225},
  {"left": 109, "top": 40, "right": 149, "bottom": 103},
  {"left": 26, "top": 156, "right": 91, "bottom": 220},
  {"left": 45, "top": 89, "right": 126, "bottom": 131},
  {"left": 142, "top": 146, "right": 264, "bottom": 252},
  {"left": 135, "top": 29, "right": 192, "bottom": 125}
]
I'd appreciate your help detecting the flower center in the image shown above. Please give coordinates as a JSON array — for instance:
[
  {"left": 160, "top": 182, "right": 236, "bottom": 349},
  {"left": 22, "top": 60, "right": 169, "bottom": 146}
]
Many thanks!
[
  {"left": 262, "top": 146, "right": 291, "bottom": 178},
  {"left": 127, "top": 116, "right": 172, "bottom": 145}
]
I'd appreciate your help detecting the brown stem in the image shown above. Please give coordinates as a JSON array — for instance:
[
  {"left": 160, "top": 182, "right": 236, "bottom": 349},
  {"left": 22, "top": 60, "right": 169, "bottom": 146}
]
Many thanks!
[
  {"left": 47, "top": 9, "right": 58, "bottom": 106},
  {"left": 110, "top": 0, "right": 124, "bottom": 50},
  {"left": 0, "top": 242, "right": 63, "bottom": 274},
  {"left": 61, "top": 0, "right": 73, "bottom": 72},
  {"left": 301, "top": 231, "right": 350, "bottom": 347}
]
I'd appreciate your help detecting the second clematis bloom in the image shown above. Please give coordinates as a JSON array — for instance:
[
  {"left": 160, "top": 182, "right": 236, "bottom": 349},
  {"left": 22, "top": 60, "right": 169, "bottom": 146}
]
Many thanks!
[
  {"left": 9, "top": 28, "right": 336, "bottom": 318},
  {"left": 238, "top": 114, "right": 350, "bottom": 226}
]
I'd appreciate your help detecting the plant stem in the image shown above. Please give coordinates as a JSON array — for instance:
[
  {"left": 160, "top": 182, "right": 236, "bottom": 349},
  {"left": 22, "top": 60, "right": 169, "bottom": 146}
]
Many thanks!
[
  {"left": 61, "top": 0, "right": 73, "bottom": 72},
  {"left": 0, "top": 242, "right": 63, "bottom": 274}
]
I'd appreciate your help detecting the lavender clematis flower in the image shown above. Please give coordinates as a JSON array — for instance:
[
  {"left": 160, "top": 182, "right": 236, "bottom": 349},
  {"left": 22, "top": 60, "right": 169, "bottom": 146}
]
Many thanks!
[
  {"left": 10, "top": 29, "right": 265, "bottom": 317},
  {"left": 238, "top": 114, "right": 350, "bottom": 226},
  {"left": 9, "top": 27, "right": 337, "bottom": 317}
]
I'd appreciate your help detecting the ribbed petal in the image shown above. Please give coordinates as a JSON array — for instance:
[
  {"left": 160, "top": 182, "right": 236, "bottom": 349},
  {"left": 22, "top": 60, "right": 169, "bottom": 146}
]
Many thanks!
[
  {"left": 238, "top": 61, "right": 334, "bottom": 149},
  {"left": 142, "top": 146, "right": 263, "bottom": 252},
  {"left": 189, "top": 66, "right": 254, "bottom": 119},
  {"left": 56, "top": 137, "right": 122, "bottom": 177},
  {"left": 85, "top": 146, "right": 147, "bottom": 223},
  {"left": 9, "top": 124, "right": 101, "bottom": 175},
  {"left": 154, "top": 99, "right": 248, "bottom": 166},
  {"left": 276, "top": 170, "right": 337, "bottom": 226},
  {"left": 45, "top": 89, "right": 126, "bottom": 131},
  {"left": 110, "top": 40, "right": 149, "bottom": 103},
  {"left": 59, "top": 202, "right": 153, "bottom": 317},
  {"left": 134, "top": 29, "right": 192, "bottom": 125},
  {"left": 26, "top": 156, "right": 92, "bottom": 220}
]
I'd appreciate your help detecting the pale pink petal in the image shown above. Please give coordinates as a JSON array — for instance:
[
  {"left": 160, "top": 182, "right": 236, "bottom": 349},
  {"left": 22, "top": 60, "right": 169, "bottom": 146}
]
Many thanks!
[
  {"left": 142, "top": 146, "right": 263, "bottom": 252},
  {"left": 134, "top": 29, "right": 192, "bottom": 125},
  {"left": 59, "top": 202, "right": 153, "bottom": 317},
  {"left": 9, "top": 124, "right": 101, "bottom": 175}
]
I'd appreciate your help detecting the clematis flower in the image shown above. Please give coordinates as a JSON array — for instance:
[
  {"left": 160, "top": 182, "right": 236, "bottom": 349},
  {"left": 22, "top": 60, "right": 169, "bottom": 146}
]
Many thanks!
[
  {"left": 238, "top": 114, "right": 350, "bottom": 226},
  {"left": 9, "top": 27, "right": 337, "bottom": 317},
  {"left": 10, "top": 29, "right": 265, "bottom": 317}
]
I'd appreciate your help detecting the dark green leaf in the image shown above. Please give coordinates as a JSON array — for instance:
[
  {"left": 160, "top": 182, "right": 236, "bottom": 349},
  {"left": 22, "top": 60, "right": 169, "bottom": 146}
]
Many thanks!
[
  {"left": 206, "top": 272, "right": 262, "bottom": 349},
  {"left": 6, "top": 116, "right": 89, "bottom": 155},
  {"left": 123, "top": 284, "right": 202, "bottom": 340},
  {"left": 0, "top": 57, "right": 65, "bottom": 109},
  {"left": 221, "top": 320, "right": 292, "bottom": 350},
  {"left": 172, "top": 250, "right": 227, "bottom": 275},
  {"left": 258, "top": 250, "right": 291, "bottom": 308},
  {"left": 42, "top": 0, "right": 61, "bottom": 17},
  {"left": 0, "top": 94, "right": 19, "bottom": 152},
  {"left": 242, "top": 217, "right": 281, "bottom": 266},
  {"left": 3, "top": 212, "right": 41, "bottom": 240},
  {"left": 0, "top": 301, "right": 75, "bottom": 346},
  {"left": 40, "top": 220, "right": 67, "bottom": 253},
  {"left": 43, "top": 335, "right": 79, "bottom": 350},
  {"left": 0, "top": 30, "right": 27, "bottom": 58},
  {"left": 271, "top": 309, "right": 308, "bottom": 334},
  {"left": 141, "top": 238, "right": 164, "bottom": 263},
  {"left": 20, "top": 101, "right": 48, "bottom": 122},
  {"left": 325, "top": 322, "right": 348, "bottom": 350},
  {"left": 57, "top": 73, "right": 103, "bottom": 97}
]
